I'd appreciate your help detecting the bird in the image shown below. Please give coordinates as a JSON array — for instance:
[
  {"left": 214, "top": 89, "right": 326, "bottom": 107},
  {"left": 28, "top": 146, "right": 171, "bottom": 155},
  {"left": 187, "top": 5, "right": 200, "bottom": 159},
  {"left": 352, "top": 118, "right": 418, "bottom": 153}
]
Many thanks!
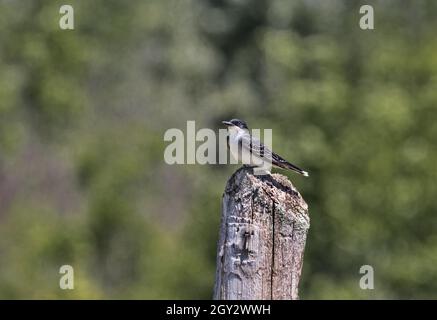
[{"left": 222, "top": 119, "right": 309, "bottom": 177}]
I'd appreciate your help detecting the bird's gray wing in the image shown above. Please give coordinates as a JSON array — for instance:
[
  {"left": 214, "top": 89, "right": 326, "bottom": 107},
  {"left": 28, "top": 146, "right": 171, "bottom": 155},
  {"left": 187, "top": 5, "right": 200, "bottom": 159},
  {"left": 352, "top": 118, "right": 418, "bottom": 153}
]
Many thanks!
[
  {"left": 239, "top": 132, "right": 309, "bottom": 175},
  {"left": 240, "top": 133, "right": 295, "bottom": 166},
  {"left": 239, "top": 133, "right": 273, "bottom": 161}
]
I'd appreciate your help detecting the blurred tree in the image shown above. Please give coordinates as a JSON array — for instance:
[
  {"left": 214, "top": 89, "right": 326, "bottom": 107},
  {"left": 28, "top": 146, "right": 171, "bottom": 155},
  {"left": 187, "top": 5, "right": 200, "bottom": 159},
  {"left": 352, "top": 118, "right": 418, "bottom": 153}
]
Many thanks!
[{"left": 0, "top": 0, "right": 436, "bottom": 299}]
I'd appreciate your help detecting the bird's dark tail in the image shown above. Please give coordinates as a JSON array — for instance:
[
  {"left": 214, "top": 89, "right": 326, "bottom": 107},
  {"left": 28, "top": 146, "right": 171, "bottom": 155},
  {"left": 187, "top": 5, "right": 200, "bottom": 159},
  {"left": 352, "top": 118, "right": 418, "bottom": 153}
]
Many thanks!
[{"left": 273, "top": 157, "right": 309, "bottom": 177}]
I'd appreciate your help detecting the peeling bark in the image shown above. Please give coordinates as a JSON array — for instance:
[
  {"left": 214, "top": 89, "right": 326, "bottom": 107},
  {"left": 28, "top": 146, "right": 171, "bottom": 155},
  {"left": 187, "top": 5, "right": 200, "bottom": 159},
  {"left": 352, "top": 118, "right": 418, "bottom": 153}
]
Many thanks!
[{"left": 213, "top": 167, "right": 309, "bottom": 300}]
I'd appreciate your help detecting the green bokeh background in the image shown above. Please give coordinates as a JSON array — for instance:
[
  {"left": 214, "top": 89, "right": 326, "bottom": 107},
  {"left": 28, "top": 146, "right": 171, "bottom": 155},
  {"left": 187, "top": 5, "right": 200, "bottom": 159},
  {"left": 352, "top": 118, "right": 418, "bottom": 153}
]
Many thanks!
[{"left": 0, "top": 0, "right": 436, "bottom": 299}]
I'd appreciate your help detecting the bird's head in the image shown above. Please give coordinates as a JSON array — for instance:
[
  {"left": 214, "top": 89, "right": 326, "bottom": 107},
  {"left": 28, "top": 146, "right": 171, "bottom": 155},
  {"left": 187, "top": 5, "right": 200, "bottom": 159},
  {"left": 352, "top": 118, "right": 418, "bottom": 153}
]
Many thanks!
[{"left": 222, "top": 119, "right": 249, "bottom": 130}]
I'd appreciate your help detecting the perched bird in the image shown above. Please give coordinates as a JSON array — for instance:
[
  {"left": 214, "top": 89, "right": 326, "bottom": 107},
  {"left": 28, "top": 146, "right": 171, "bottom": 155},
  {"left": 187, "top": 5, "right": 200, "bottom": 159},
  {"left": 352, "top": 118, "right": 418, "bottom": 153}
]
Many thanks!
[{"left": 222, "top": 119, "right": 309, "bottom": 176}]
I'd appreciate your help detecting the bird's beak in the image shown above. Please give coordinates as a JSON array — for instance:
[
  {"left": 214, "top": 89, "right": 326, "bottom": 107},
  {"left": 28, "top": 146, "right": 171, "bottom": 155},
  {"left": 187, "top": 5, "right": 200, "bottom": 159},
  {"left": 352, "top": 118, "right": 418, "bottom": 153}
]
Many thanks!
[{"left": 222, "top": 121, "right": 233, "bottom": 126}]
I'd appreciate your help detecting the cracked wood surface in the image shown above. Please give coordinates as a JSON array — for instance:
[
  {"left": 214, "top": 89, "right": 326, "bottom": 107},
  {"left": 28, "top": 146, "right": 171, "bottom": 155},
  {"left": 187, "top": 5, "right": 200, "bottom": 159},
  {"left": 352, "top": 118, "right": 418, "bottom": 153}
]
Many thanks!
[{"left": 213, "top": 167, "right": 310, "bottom": 300}]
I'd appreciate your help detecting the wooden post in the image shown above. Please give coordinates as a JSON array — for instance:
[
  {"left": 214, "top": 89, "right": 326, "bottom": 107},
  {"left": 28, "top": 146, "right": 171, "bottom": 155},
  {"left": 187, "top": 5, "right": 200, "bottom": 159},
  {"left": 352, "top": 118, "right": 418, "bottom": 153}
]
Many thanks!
[{"left": 213, "top": 167, "right": 310, "bottom": 300}]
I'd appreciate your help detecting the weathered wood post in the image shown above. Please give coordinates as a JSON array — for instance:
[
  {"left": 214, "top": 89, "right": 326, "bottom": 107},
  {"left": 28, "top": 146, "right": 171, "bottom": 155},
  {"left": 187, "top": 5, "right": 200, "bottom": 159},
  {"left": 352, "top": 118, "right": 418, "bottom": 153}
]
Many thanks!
[{"left": 213, "top": 167, "right": 310, "bottom": 300}]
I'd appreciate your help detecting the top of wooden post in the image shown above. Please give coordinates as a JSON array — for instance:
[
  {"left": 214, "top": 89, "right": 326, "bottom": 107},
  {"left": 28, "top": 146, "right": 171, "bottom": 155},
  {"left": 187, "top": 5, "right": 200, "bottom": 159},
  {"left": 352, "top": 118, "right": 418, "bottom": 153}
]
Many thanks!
[{"left": 225, "top": 167, "right": 309, "bottom": 216}]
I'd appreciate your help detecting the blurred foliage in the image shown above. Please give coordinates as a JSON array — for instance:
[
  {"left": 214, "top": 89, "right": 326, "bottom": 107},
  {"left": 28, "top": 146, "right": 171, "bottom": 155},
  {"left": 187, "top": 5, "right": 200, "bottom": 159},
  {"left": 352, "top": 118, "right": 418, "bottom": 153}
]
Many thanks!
[{"left": 0, "top": 0, "right": 437, "bottom": 299}]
